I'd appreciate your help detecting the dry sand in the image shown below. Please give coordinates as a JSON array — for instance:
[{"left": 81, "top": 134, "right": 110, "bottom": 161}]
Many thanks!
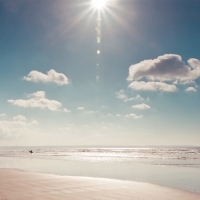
[{"left": 0, "top": 168, "right": 199, "bottom": 200}]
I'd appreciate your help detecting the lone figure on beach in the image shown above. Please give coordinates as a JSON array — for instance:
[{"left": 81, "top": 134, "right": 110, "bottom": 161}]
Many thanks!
[{"left": 29, "top": 150, "right": 33, "bottom": 154}]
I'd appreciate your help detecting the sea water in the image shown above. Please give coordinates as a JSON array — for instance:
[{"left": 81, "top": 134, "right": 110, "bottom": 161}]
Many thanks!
[{"left": 0, "top": 146, "right": 200, "bottom": 193}]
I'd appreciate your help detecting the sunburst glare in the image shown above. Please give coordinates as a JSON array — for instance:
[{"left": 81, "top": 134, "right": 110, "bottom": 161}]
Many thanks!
[{"left": 92, "top": 0, "right": 107, "bottom": 9}]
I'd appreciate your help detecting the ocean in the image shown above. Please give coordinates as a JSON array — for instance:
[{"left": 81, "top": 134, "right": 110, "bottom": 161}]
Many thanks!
[{"left": 0, "top": 146, "right": 200, "bottom": 167}]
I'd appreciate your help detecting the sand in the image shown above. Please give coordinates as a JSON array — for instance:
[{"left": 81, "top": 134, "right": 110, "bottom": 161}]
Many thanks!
[{"left": 0, "top": 169, "right": 199, "bottom": 200}]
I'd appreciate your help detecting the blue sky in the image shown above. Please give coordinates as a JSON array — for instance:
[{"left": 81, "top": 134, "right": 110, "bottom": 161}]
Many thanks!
[{"left": 0, "top": 0, "right": 200, "bottom": 146}]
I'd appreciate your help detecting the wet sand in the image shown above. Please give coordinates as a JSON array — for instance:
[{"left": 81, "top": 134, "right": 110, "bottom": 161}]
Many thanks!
[{"left": 0, "top": 168, "right": 200, "bottom": 200}]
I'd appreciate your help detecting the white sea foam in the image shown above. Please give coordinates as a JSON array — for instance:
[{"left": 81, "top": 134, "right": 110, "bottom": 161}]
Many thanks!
[{"left": 0, "top": 147, "right": 200, "bottom": 168}]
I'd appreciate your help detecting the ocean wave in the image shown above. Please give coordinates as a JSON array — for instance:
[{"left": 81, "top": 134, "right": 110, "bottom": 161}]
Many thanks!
[{"left": 0, "top": 147, "right": 200, "bottom": 168}]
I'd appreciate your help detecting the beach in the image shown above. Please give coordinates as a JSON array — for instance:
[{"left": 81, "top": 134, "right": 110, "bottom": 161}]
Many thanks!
[
  {"left": 0, "top": 147, "right": 200, "bottom": 199},
  {"left": 1, "top": 168, "right": 200, "bottom": 200}
]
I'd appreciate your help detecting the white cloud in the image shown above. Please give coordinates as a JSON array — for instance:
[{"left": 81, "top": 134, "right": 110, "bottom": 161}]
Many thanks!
[
  {"left": 77, "top": 107, "right": 85, "bottom": 110},
  {"left": 23, "top": 69, "right": 69, "bottom": 85},
  {"left": 63, "top": 108, "right": 71, "bottom": 113},
  {"left": 116, "top": 114, "right": 121, "bottom": 117},
  {"left": 28, "top": 91, "right": 45, "bottom": 99},
  {"left": 125, "top": 113, "right": 143, "bottom": 119},
  {"left": 8, "top": 91, "right": 62, "bottom": 111},
  {"left": 13, "top": 115, "right": 27, "bottom": 121},
  {"left": 30, "top": 120, "right": 39, "bottom": 125},
  {"left": 128, "top": 81, "right": 177, "bottom": 92},
  {"left": 116, "top": 91, "right": 144, "bottom": 102},
  {"left": 116, "top": 89, "right": 127, "bottom": 99},
  {"left": 173, "top": 80, "right": 196, "bottom": 85},
  {"left": 124, "top": 98, "right": 134, "bottom": 102},
  {"left": 185, "top": 87, "right": 197, "bottom": 92},
  {"left": 128, "top": 54, "right": 200, "bottom": 82},
  {"left": 10, "top": 121, "right": 27, "bottom": 126},
  {"left": 124, "top": 95, "right": 144, "bottom": 102},
  {"left": 132, "top": 103, "right": 151, "bottom": 110},
  {"left": 0, "top": 113, "right": 6, "bottom": 117}
]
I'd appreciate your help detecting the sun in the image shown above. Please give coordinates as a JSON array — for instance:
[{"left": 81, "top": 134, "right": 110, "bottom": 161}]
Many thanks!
[{"left": 92, "top": 0, "right": 107, "bottom": 9}]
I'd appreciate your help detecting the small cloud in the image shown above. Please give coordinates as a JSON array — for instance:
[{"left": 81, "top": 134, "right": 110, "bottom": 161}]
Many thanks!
[
  {"left": 8, "top": 91, "right": 63, "bottom": 111},
  {"left": 107, "top": 113, "right": 112, "bottom": 116},
  {"left": 63, "top": 108, "right": 71, "bottom": 113},
  {"left": 185, "top": 87, "right": 197, "bottom": 92},
  {"left": 124, "top": 98, "right": 134, "bottom": 102},
  {"left": 116, "top": 89, "right": 127, "bottom": 99},
  {"left": 132, "top": 103, "right": 151, "bottom": 110},
  {"left": 135, "top": 95, "right": 144, "bottom": 100},
  {"left": 13, "top": 115, "right": 27, "bottom": 121},
  {"left": 125, "top": 113, "right": 143, "bottom": 119},
  {"left": 28, "top": 91, "right": 45, "bottom": 99},
  {"left": 23, "top": 69, "right": 69, "bottom": 86},
  {"left": 30, "top": 120, "right": 39, "bottom": 125},
  {"left": 0, "top": 113, "right": 6, "bottom": 117},
  {"left": 116, "top": 114, "right": 121, "bottom": 117},
  {"left": 124, "top": 95, "right": 144, "bottom": 102},
  {"left": 77, "top": 107, "right": 85, "bottom": 111}
]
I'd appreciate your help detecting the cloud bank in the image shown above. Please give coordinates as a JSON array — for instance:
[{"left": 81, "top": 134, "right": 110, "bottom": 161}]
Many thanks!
[
  {"left": 0, "top": 115, "right": 39, "bottom": 139},
  {"left": 24, "top": 69, "right": 69, "bottom": 85},
  {"left": 0, "top": 125, "right": 38, "bottom": 139}
]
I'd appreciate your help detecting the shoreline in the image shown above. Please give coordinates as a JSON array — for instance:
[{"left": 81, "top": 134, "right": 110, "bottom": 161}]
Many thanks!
[{"left": 0, "top": 168, "right": 200, "bottom": 200}]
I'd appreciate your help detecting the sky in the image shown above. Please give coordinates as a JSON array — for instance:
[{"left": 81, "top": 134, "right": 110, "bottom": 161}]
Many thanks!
[{"left": 0, "top": 0, "right": 200, "bottom": 146}]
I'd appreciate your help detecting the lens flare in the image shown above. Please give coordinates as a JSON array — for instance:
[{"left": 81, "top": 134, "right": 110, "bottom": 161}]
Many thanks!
[{"left": 92, "top": 0, "right": 106, "bottom": 9}]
